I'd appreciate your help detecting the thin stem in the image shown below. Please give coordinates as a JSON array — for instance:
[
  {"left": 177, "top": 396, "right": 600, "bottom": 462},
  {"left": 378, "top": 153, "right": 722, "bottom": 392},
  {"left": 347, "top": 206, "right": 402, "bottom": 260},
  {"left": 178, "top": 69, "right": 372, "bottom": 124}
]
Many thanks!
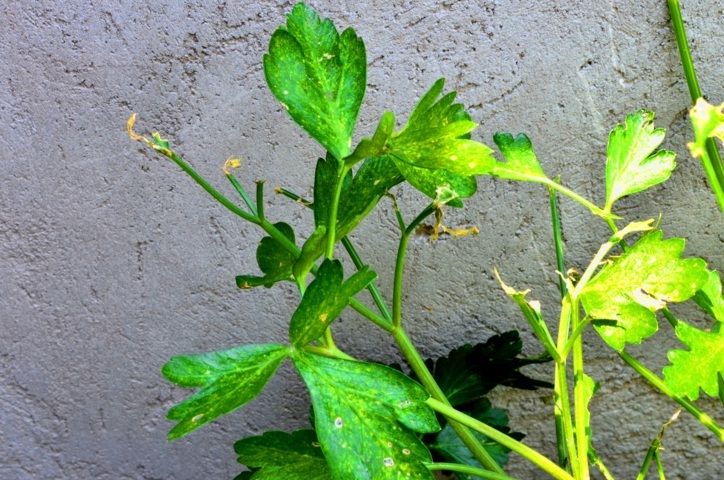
[
  {"left": 542, "top": 178, "right": 613, "bottom": 221},
  {"left": 393, "top": 204, "right": 436, "bottom": 328},
  {"left": 342, "top": 237, "right": 393, "bottom": 321},
  {"left": 426, "top": 463, "right": 518, "bottom": 480},
  {"left": 349, "top": 298, "right": 394, "bottom": 332},
  {"left": 560, "top": 315, "right": 592, "bottom": 359},
  {"left": 570, "top": 297, "right": 590, "bottom": 479},
  {"left": 554, "top": 297, "right": 580, "bottom": 478},
  {"left": 426, "top": 398, "right": 575, "bottom": 480},
  {"left": 255, "top": 181, "right": 265, "bottom": 221},
  {"left": 326, "top": 164, "right": 350, "bottom": 259},
  {"left": 548, "top": 182, "right": 568, "bottom": 298},
  {"left": 225, "top": 173, "right": 258, "bottom": 216},
  {"left": 303, "top": 345, "right": 355, "bottom": 361},
  {"left": 636, "top": 409, "right": 680, "bottom": 480},
  {"left": 392, "top": 328, "right": 505, "bottom": 474},
  {"left": 619, "top": 350, "right": 724, "bottom": 442},
  {"left": 668, "top": 0, "right": 724, "bottom": 211},
  {"left": 655, "top": 451, "right": 666, "bottom": 480}
]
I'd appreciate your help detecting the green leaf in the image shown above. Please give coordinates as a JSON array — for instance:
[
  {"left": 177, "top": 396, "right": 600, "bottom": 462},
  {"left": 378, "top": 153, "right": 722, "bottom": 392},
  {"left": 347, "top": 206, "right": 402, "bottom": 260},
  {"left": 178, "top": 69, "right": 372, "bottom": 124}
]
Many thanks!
[
  {"left": 388, "top": 78, "right": 495, "bottom": 177},
  {"left": 236, "top": 222, "right": 296, "bottom": 289},
  {"left": 687, "top": 98, "right": 724, "bottom": 158},
  {"left": 581, "top": 231, "right": 709, "bottom": 351},
  {"left": 162, "top": 344, "right": 289, "bottom": 440},
  {"left": 234, "top": 429, "right": 332, "bottom": 480},
  {"left": 313, "top": 155, "right": 350, "bottom": 229},
  {"left": 345, "top": 111, "right": 395, "bottom": 166},
  {"left": 264, "top": 3, "right": 366, "bottom": 160},
  {"left": 492, "top": 132, "right": 549, "bottom": 183},
  {"left": 293, "top": 352, "right": 439, "bottom": 479},
  {"left": 393, "top": 158, "right": 476, "bottom": 208},
  {"left": 692, "top": 269, "right": 724, "bottom": 324},
  {"left": 663, "top": 321, "right": 724, "bottom": 400},
  {"left": 581, "top": 373, "right": 601, "bottom": 460},
  {"left": 294, "top": 157, "right": 404, "bottom": 275},
  {"left": 428, "top": 398, "right": 523, "bottom": 478},
  {"left": 289, "top": 259, "right": 377, "bottom": 347},
  {"left": 605, "top": 110, "right": 676, "bottom": 210}
]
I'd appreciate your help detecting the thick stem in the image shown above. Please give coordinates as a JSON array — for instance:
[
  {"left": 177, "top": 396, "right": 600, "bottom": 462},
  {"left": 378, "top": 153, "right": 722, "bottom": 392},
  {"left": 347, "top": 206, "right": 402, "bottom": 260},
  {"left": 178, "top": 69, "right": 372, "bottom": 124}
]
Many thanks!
[
  {"left": 426, "top": 398, "right": 575, "bottom": 480},
  {"left": 555, "top": 298, "right": 580, "bottom": 478},
  {"left": 570, "top": 298, "right": 590, "bottom": 479},
  {"left": 392, "top": 328, "right": 505, "bottom": 474},
  {"left": 426, "top": 463, "right": 517, "bottom": 480}
]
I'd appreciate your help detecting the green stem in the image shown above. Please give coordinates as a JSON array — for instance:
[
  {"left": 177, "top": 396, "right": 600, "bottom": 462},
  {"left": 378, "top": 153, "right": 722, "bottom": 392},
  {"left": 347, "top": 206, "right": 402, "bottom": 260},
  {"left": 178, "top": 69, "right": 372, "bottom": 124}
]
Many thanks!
[
  {"left": 303, "top": 345, "right": 355, "bottom": 361},
  {"left": 326, "top": 164, "right": 350, "bottom": 259},
  {"left": 560, "top": 315, "right": 592, "bottom": 359},
  {"left": 225, "top": 173, "right": 258, "bottom": 216},
  {"left": 426, "top": 398, "right": 575, "bottom": 480},
  {"left": 349, "top": 298, "right": 394, "bottom": 332},
  {"left": 554, "top": 297, "right": 579, "bottom": 478},
  {"left": 157, "top": 148, "right": 259, "bottom": 224},
  {"left": 667, "top": 0, "right": 724, "bottom": 212},
  {"left": 342, "top": 237, "right": 393, "bottom": 322},
  {"left": 255, "top": 181, "right": 265, "bottom": 221},
  {"left": 542, "top": 178, "right": 613, "bottom": 221},
  {"left": 549, "top": 183, "right": 568, "bottom": 298},
  {"left": 426, "top": 463, "right": 518, "bottom": 480},
  {"left": 619, "top": 350, "right": 724, "bottom": 442},
  {"left": 636, "top": 409, "right": 680, "bottom": 480},
  {"left": 392, "top": 328, "right": 505, "bottom": 474},
  {"left": 570, "top": 297, "right": 590, "bottom": 479},
  {"left": 655, "top": 451, "right": 666, "bottom": 480},
  {"left": 393, "top": 204, "right": 436, "bottom": 329}
]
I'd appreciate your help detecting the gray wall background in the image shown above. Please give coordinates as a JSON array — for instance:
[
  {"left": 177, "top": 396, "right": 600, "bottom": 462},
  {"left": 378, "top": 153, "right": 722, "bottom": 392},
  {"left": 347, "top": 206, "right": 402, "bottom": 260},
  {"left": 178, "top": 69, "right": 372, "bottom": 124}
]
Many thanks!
[{"left": 2, "top": 0, "right": 723, "bottom": 478}]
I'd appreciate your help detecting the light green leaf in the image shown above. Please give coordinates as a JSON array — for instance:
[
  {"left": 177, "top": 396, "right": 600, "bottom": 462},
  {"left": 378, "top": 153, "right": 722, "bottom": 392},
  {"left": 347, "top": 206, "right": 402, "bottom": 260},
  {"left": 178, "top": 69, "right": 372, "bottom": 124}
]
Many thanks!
[
  {"left": 393, "top": 158, "right": 476, "bottom": 208},
  {"left": 663, "top": 321, "right": 724, "bottom": 400},
  {"left": 581, "top": 373, "right": 601, "bottom": 458},
  {"left": 289, "top": 259, "right": 376, "bottom": 347},
  {"left": 264, "top": 3, "right": 366, "bottom": 160},
  {"left": 605, "top": 110, "right": 676, "bottom": 210},
  {"left": 492, "top": 132, "right": 549, "bottom": 183},
  {"left": 234, "top": 429, "right": 332, "bottom": 480},
  {"left": 692, "top": 269, "right": 724, "bottom": 324},
  {"left": 580, "top": 231, "right": 709, "bottom": 351},
  {"left": 345, "top": 111, "right": 396, "bottom": 166},
  {"left": 293, "top": 352, "right": 439, "bottom": 479},
  {"left": 236, "top": 222, "right": 296, "bottom": 289},
  {"left": 388, "top": 78, "right": 495, "bottom": 177},
  {"left": 162, "top": 344, "right": 289, "bottom": 440},
  {"left": 429, "top": 399, "right": 522, "bottom": 479},
  {"left": 687, "top": 98, "right": 724, "bottom": 158}
]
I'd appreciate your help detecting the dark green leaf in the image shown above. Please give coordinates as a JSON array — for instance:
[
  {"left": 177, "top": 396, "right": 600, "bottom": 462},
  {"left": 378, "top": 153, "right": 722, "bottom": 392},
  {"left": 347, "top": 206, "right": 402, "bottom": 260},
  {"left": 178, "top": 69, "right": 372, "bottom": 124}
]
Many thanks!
[
  {"left": 294, "top": 157, "right": 404, "bottom": 274},
  {"left": 289, "top": 259, "right": 377, "bottom": 347},
  {"left": 236, "top": 222, "right": 296, "bottom": 289},
  {"left": 581, "top": 231, "right": 709, "bottom": 351},
  {"left": 345, "top": 111, "right": 396, "bottom": 166},
  {"left": 663, "top": 321, "right": 724, "bottom": 400},
  {"left": 605, "top": 110, "right": 676, "bottom": 210},
  {"left": 492, "top": 132, "right": 549, "bottom": 183},
  {"left": 388, "top": 78, "right": 495, "bottom": 177},
  {"left": 162, "top": 344, "right": 289, "bottom": 440},
  {"left": 313, "top": 155, "right": 350, "bottom": 229},
  {"left": 428, "top": 398, "right": 523, "bottom": 479},
  {"left": 264, "top": 3, "right": 366, "bottom": 160},
  {"left": 233, "top": 470, "right": 258, "bottom": 480},
  {"left": 235, "top": 429, "right": 332, "bottom": 480},
  {"left": 293, "top": 352, "right": 439, "bottom": 479},
  {"left": 417, "top": 331, "right": 552, "bottom": 408}
]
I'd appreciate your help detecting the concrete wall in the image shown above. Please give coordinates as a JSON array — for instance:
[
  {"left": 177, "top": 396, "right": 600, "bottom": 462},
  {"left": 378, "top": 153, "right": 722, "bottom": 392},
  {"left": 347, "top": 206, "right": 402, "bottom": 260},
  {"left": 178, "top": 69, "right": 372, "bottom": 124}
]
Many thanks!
[{"left": 2, "top": 0, "right": 722, "bottom": 478}]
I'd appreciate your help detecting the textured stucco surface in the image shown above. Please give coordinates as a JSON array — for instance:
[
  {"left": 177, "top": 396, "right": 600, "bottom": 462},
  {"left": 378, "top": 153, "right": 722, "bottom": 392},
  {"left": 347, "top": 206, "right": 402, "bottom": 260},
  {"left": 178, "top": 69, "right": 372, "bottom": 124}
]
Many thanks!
[{"left": 1, "top": 0, "right": 723, "bottom": 478}]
